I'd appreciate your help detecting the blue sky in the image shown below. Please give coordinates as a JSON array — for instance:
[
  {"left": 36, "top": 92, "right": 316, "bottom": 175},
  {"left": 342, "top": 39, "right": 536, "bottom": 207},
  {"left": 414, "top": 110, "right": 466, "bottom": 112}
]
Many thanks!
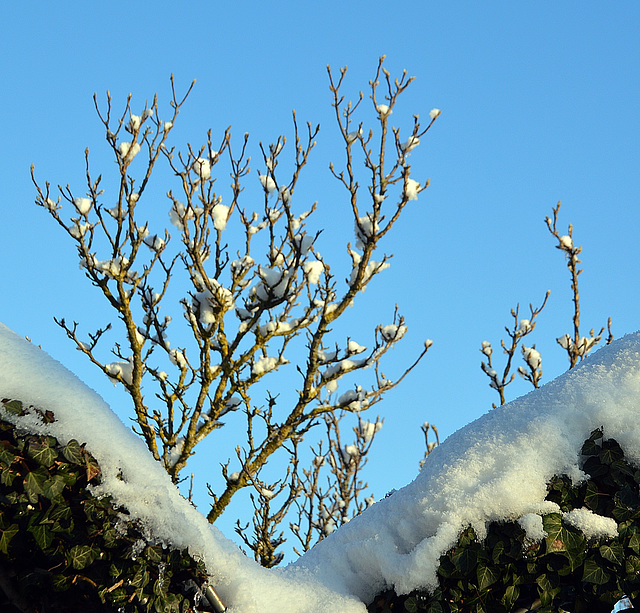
[{"left": 1, "top": 2, "right": 639, "bottom": 553}]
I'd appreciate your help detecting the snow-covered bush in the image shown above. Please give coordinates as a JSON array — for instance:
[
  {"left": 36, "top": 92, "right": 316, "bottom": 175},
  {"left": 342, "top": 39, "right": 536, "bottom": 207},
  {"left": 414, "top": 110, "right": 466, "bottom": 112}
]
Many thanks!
[
  {"left": 368, "top": 428, "right": 640, "bottom": 613},
  {"left": 0, "top": 399, "right": 221, "bottom": 613}
]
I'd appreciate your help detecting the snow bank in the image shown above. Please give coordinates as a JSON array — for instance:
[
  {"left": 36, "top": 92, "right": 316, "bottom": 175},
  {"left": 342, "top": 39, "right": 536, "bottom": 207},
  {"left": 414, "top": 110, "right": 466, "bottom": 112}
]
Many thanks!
[
  {"left": 0, "top": 323, "right": 364, "bottom": 613},
  {"left": 289, "top": 331, "right": 640, "bottom": 601},
  {"left": 2, "top": 320, "right": 640, "bottom": 611}
]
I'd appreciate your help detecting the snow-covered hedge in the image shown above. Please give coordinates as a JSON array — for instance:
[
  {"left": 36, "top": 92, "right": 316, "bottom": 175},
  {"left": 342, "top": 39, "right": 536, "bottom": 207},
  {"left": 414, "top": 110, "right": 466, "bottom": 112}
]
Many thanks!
[
  {"left": 2, "top": 322, "right": 640, "bottom": 613},
  {"left": 0, "top": 400, "right": 214, "bottom": 612},
  {"left": 367, "top": 427, "right": 639, "bottom": 612}
]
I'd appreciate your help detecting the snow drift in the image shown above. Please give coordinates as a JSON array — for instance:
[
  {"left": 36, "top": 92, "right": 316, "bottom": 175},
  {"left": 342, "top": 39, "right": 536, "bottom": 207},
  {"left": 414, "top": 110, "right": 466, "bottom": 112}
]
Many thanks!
[{"left": 1, "top": 321, "right": 639, "bottom": 611}]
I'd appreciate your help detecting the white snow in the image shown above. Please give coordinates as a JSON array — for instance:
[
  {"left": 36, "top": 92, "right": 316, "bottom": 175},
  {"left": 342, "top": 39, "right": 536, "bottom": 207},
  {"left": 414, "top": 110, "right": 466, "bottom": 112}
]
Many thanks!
[
  {"left": 259, "top": 174, "right": 277, "bottom": 193},
  {"left": 73, "top": 197, "right": 92, "bottom": 215},
  {"left": 404, "top": 178, "right": 420, "bottom": 201},
  {"left": 193, "top": 157, "right": 212, "bottom": 179},
  {"left": 303, "top": 260, "right": 324, "bottom": 284},
  {"left": 2, "top": 321, "right": 640, "bottom": 612},
  {"left": 0, "top": 323, "right": 362, "bottom": 613},
  {"left": 559, "top": 234, "right": 574, "bottom": 250},
  {"left": 118, "top": 141, "right": 141, "bottom": 161},
  {"left": 517, "top": 513, "right": 547, "bottom": 541},
  {"left": 400, "top": 136, "right": 420, "bottom": 154},
  {"left": 290, "top": 331, "right": 640, "bottom": 601},
  {"left": 563, "top": 507, "right": 618, "bottom": 540},
  {"left": 212, "top": 203, "right": 229, "bottom": 231}
]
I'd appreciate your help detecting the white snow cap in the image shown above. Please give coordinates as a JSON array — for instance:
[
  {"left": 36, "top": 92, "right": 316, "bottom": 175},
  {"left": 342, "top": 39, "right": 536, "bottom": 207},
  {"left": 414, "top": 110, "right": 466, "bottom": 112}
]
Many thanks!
[
  {"left": 404, "top": 178, "right": 420, "bottom": 201},
  {"left": 74, "top": 197, "right": 92, "bottom": 215},
  {"left": 2, "top": 322, "right": 640, "bottom": 611},
  {"left": 0, "top": 323, "right": 363, "bottom": 613},
  {"left": 291, "top": 331, "right": 640, "bottom": 601}
]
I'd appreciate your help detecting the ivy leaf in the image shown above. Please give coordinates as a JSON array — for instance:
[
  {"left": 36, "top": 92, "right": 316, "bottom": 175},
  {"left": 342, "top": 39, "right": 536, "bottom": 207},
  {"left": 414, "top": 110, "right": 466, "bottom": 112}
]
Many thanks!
[
  {"left": 583, "top": 456, "right": 609, "bottom": 479},
  {"left": 600, "top": 443, "right": 624, "bottom": 466},
  {"left": 145, "top": 545, "right": 163, "bottom": 565},
  {"left": 476, "top": 562, "right": 499, "bottom": 591},
  {"left": 0, "top": 443, "right": 16, "bottom": 467},
  {"left": 626, "top": 555, "right": 640, "bottom": 575},
  {"left": 2, "top": 400, "right": 24, "bottom": 415},
  {"left": 62, "top": 439, "right": 84, "bottom": 465},
  {"left": 584, "top": 481, "right": 600, "bottom": 511},
  {"left": 85, "top": 456, "right": 101, "bottom": 482},
  {"left": 583, "top": 558, "right": 610, "bottom": 584},
  {"left": 23, "top": 469, "right": 47, "bottom": 502},
  {"left": 67, "top": 544, "right": 99, "bottom": 570},
  {"left": 600, "top": 542, "right": 625, "bottom": 566},
  {"left": 27, "top": 437, "right": 58, "bottom": 468},
  {"left": 28, "top": 522, "right": 54, "bottom": 551},
  {"left": 451, "top": 547, "right": 478, "bottom": 574},
  {"left": 629, "top": 532, "right": 640, "bottom": 554},
  {"left": 501, "top": 585, "right": 519, "bottom": 608},
  {"left": 404, "top": 596, "right": 418, "bottom": 613},
  {"left": 1, "top": 467, "right": 18, "bottom": 487},
  {"left": 0, "top": 523, "right": 19, "bottom": 554},
  {"left": 581, "top": 438, "right": 601, "bottom": 457},
  {"left": 543, "top": 513, "right": 563, "bottom": 546},
  {"left": 491, "top": 540, "right": 505, "bottom": 564},
  {"left": 48, "top": 501, "right": 72, "bottom": 524}
]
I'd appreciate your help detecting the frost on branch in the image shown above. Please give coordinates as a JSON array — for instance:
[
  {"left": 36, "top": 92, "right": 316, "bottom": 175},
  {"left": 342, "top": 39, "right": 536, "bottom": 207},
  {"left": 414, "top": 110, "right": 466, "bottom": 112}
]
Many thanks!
[{"left": 31, "top": 59, "right": 439, "bottom": 564}]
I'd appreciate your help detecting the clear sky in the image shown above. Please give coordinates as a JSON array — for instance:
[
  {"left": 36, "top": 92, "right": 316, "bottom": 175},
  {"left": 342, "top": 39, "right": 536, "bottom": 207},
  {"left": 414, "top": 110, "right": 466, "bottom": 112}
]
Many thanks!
[{"left": 1, "top": 2, "right": 639, "bottom": 554}]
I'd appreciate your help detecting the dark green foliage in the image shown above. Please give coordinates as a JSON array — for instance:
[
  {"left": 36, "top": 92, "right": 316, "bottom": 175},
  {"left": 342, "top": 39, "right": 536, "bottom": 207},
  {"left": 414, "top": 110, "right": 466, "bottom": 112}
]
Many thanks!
[
  {"left": 0, "top": 399, "right": 213, "bottom": 612},
  {"left": 368, "top": 428, "right": 640, "bottom": 613}
]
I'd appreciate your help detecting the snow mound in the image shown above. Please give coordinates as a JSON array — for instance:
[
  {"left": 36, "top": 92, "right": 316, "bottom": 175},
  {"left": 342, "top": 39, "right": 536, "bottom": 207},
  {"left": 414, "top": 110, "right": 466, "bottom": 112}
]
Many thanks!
[
  {"left": 289, "top": 331, "right": 640, "bottom": 601},
  {"left": 2, "top": 320, "right": 640, "bottom": 610},
  {"left": 0, "top": 323, "right": 364, "bottom": 613}
]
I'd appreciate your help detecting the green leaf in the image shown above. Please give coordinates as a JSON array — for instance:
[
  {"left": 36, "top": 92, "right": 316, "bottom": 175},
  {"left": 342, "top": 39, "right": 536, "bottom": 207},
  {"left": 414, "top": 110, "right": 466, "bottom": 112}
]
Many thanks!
[
  {"left": 629, "top": 532, "right": 640, "bottom": 554},
  {"left": 491, "top": 540, "right": 505, "bottom": 564},
  {"left": 130, "top": 566, "right": 150, "bottom": 589},
  {"left": 501, "top": 585, "right": 519, "bottom": 608},
  {"left": 0, "top": 443, "right": 16, "bottom": 467},
  {"left": 583, "top": 456, "right": 609, "bottom": 478},
  {"left": 476, "top": 563, "right": 499, "bottom": 591},
  {"left": 28, "top": 522, "right": 54, "bottom": 551},
  {"left": 581, "top": 438, "right": 601, "bottom": 456},
  {"left": 2, "top": 400, "right": 24, "bottom": 415},
  {"left": 42, "top": 474, "right": 67, "bottom": 502},
  {"left": 52, "top": 573, "right": 69, "bottom": 592},
  {"left": 145, "top": 545, "right": 163, "bottom": 565},
  {"left": 600, "top": 542, "right": 625, "bottom": 566},
  {"left": 404, "top": 596, "right": 418, "bottom": 613},
  {"left": 584, "top": 481, "right": 600, "bottom": 511},
  {"left": 62, "top": 439, "right": 84, "bottom": 465},
  {"left": 27, "top": 437, "right": 58, "bottom": 468},
  {"left": 23, "top": 469, "right": 47, "bottom": 502},
  {"left": 600, "top": 443, "right": 624, "bottom": 465},
  {"left": 451, "top": 547, "right": 478, "bottom": 574},
  {"left": 48, "top": 501, "right": 72, "bottom": 524},
  {"left": 0, "top": 523, "right": 19, "bottom": 553},
  {"left": 583, "top": 558, "right": 610, "bottom": 585},
  {"left": 67, "top": 544, "right": 99, "bottom": 570},
  {"left": 1, "top": 467, "right": 18, "bottom": 487}
]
